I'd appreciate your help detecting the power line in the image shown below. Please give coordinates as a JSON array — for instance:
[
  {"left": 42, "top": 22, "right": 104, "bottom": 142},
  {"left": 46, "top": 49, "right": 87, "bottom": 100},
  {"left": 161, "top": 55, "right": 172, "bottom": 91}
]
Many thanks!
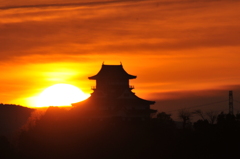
[
  {"left": 234, "top": 100, "right": 240, "bottom": 104},
  {"left": 166, "top": 100, "right": 228, "bottom": 113}
]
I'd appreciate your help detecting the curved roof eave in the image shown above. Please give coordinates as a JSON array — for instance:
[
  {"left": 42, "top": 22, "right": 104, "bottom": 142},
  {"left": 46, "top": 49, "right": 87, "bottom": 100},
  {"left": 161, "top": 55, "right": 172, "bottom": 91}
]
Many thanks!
[{"left": 88, "top": 64, "right": 137, "bottom": 79}]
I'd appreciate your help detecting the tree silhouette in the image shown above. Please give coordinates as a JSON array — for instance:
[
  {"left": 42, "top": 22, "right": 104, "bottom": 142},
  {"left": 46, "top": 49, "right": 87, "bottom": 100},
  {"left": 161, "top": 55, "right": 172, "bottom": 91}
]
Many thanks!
[
  {"left": 192, "top": 109, "right": 205, "bottom": 120},
  {"left": 178, "top": 109, "right": 192, "bottom": 129},
  {"left": 157, "top": 112, "right": 173, "bottom": 122},
  {"left": 156, "top": 112, "right": 175, "bottom": 129},
  {"left": 205, "top": 110, "right": 218, "bottom": 124}
]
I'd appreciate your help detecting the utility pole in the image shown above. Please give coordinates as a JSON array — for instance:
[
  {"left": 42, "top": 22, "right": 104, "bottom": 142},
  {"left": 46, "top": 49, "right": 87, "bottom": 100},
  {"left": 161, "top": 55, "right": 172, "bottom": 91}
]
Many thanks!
[{"left": 229, "top": 90, "right": 233, "bottom": 115}]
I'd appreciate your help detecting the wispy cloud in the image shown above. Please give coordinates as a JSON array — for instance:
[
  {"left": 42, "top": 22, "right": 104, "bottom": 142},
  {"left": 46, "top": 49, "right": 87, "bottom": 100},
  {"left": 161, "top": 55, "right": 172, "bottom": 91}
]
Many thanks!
[{"left": 0, "top": 0, "right": 145, "bottom": 10}]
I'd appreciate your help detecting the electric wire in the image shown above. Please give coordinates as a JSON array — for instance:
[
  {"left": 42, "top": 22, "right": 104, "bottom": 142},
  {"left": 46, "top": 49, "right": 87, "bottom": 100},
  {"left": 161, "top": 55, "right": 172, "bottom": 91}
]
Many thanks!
[{"left": 165, "top": 100, "right": 228, "bottom": 113}]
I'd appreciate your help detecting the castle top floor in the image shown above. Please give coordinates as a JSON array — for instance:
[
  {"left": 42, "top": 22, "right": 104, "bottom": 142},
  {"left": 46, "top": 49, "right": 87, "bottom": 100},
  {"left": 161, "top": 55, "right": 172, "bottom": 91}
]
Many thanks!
[{"left": 88, "top": 64, "right": 136, "bottom": 80}]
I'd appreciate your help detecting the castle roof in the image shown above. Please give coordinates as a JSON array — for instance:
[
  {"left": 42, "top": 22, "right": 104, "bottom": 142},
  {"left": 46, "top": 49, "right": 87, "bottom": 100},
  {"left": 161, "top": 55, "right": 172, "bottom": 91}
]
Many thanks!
[{"left": 88, "top": 64, "right": 136, "bottom": 80}]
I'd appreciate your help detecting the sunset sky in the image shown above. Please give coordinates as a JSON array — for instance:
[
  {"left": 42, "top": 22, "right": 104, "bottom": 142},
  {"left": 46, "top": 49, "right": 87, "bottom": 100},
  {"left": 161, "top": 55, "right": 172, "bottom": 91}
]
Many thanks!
[{"left": 1, "top": 0, "right": 240, "bottom": 116}]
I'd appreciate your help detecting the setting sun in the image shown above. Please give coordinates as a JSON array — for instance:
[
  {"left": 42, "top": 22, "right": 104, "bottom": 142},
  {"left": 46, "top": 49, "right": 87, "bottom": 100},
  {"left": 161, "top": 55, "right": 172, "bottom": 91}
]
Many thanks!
[{"left": 36, "top": 84, "right": 90, "bottom": 107}]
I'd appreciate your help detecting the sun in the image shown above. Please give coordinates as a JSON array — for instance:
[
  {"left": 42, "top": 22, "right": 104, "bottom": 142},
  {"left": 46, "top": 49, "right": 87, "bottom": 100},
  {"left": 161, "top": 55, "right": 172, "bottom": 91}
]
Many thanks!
[{"left": 36, "top": 84, "right": 90, "bottom": 107}]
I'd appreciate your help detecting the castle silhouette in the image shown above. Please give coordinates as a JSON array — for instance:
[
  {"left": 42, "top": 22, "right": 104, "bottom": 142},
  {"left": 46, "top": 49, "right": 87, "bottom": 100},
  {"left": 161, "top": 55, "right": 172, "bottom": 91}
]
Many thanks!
[{"left": 72, "top": 64, "right": 157, "bottom": 120}]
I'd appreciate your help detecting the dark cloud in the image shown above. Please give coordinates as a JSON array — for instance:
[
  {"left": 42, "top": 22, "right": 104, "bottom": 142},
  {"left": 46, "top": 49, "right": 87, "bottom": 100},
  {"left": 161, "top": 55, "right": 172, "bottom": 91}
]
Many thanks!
[{"left": 0, "top": 0, "right": 144, "bottom": 10}]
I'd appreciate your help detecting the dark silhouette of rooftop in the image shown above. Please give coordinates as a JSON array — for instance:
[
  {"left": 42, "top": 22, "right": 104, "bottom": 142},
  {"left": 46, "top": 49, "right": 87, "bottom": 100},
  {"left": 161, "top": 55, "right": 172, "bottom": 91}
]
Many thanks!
[{"left": 88, "top": 64, "right": 136, "bottom": 79}]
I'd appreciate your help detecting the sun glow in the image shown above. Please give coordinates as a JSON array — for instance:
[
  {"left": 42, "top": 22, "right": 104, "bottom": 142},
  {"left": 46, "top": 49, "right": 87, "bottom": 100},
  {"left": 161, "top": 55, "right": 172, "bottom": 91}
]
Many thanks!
[{"left": 36, "top": 84, "right": 90, "bottom": 107}]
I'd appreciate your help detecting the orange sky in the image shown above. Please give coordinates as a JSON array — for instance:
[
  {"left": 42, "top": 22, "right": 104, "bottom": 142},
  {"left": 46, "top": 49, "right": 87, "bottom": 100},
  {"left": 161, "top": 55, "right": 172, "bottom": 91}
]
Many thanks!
[{"left": 0, "top": 0, "right": 240, "bottom": 114}]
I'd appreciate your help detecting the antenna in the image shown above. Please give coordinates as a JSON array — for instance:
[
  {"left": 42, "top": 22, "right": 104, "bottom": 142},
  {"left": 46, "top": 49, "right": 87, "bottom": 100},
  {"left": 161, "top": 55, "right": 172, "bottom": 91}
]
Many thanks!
[{"left": 229, "top": 90, "right": 233, "bottom": 115}]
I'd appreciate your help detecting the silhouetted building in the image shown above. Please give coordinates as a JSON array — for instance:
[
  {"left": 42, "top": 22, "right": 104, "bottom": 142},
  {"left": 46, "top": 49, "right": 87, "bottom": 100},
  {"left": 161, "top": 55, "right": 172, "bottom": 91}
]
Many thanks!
[{"left": 72, "top": 64, "right": 156, "bottom": 120}]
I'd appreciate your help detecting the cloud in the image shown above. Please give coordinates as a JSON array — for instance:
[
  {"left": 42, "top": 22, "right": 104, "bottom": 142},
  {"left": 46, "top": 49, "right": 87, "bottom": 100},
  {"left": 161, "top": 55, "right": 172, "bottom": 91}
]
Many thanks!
[
  {"left": 1, "top": 0, "right": 240, "bottom": 108},
  {"left": 1, "top": 0, "right": 239, "bottom": 60}
]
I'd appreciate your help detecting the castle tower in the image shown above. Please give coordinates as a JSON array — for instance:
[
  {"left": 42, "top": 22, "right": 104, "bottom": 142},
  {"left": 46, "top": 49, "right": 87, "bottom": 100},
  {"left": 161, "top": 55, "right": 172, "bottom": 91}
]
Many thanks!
[
  {"left": 73, "top": 64, "right": 156, "bottom": 120},
  {"left": 89, "top": 64, "right": 136, "bottom": 98}
]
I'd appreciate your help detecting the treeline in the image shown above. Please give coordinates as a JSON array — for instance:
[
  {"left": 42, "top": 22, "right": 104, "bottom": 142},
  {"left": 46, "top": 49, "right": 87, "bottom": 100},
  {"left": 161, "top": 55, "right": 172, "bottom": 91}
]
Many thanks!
[
  {"left": 0, "top": 104, "right": 34, "bottom": 136},
  {"left": 0, "top": 104, "right": 34, "bottom": 159},
  {"left": 1, "top": 106, "right": 240, "bottom": 159}
]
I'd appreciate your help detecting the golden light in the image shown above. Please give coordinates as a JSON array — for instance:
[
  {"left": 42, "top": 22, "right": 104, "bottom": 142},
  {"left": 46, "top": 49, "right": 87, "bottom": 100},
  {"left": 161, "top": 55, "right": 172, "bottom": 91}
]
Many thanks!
[{"left": 36, "top": 84, "right": 90, "bottom": 107}]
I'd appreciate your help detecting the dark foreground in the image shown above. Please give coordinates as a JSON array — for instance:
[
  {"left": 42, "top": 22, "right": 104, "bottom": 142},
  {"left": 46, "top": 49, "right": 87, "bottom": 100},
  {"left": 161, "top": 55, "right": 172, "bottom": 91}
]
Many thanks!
[{"left": 1, "top": 107, "right": 240, "bottom": 159}]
